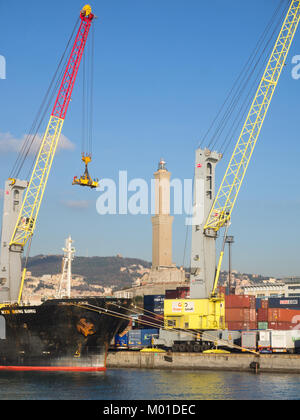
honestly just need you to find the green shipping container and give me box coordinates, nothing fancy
[258,322,268,330]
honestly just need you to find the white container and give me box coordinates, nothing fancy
[271,330,294,353]
[258,330,271,350]
[241,331,257,350]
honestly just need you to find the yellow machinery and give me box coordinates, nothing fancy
[165,0,300,331]
[164,298,225,331]
[72,154,99,189]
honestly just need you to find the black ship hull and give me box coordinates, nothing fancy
[0,297,130,371]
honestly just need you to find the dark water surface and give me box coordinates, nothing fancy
[0,369,299,400]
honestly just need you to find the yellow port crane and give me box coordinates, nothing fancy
[10,5,95,250]
[207,0,300,297]
[165,0,300,331]
[0,5,96,305]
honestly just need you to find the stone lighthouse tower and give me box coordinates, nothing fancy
[151,159,174,268]
[114,158,187,297]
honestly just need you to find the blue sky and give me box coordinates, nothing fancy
[1,0,300,278]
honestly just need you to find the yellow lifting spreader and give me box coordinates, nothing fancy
[73,154,99,189]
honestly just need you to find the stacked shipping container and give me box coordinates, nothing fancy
[165,287,190,299]
[256,298,300,330]
[225,295,257,330]
[140,295,165,329]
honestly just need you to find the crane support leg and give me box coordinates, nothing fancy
[0,179,27,303]
[190,148,222,299]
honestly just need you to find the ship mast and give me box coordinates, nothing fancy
[57,236,75,299]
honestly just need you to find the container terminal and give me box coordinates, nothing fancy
[1,1,300,373]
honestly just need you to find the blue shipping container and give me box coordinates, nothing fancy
[141,329,159,347]
[128,330,142,348]
[268,297,300,309]
[128,329,159,348]
[256,298,261,310]
[144,295,165,315]
[115,333,129,348]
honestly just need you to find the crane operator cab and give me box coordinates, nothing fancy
[73,154,99,189]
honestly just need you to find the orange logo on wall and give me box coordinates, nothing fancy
[172,302,183,313]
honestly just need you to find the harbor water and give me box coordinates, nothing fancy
[0,369,299,400]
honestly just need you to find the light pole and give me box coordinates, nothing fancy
[225,236,234,295]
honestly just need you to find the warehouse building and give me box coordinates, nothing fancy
[243,277,300,298]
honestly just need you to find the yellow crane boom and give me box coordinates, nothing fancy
[9,6,95,250]
[205,0,300,233]
[206,0,300,296]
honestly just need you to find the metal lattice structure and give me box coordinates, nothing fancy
[10,6,94,248]
[205,0,300,232]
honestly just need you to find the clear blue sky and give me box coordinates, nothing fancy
[1,0,300,278]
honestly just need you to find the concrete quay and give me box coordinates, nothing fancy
[107,351,300,374]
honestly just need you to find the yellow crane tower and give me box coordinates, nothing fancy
[164,0,300,331]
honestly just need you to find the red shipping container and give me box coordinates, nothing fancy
[250,309,257,323]
[227,321,257,331]
[268,322,294,331]
[268,308,300,323]
[176,287,190,299]
[226,308,250,322]
[226,308,256,323]
[257,308,268,322]
[165,290,178,299]
[177,287,190,292]
[227,322,248,330]
[225,295,256,309]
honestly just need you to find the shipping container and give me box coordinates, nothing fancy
[165,290,178,299]
[225,308,256,323]
[258,322,269,330]
[114,333,129,349]
[225,295,256,309]
[176,287,190,299]
[268,308,300,324]
[128,330,142,349]
[241,331,258,350]
[141,329,159,347]
[268,297,300,309]
[268,322,294,331]
[290,330,300,353]
[258,330,271,352]
[256,298,262,310]
[257,308,268,322]
[144,295,165,315]
[220,330,241,347]
[226,308,250,322]
[227,321,257,331]
[128,329,159,349]
[271,330,294,353]
[165,288,190,300]
[226,322,247,331]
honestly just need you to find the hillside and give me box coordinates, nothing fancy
[25,255,152,289]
